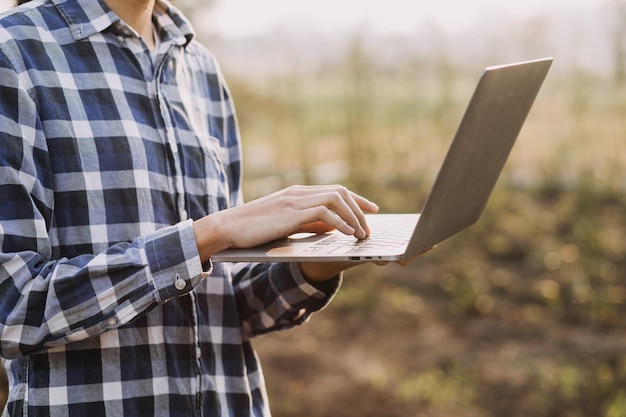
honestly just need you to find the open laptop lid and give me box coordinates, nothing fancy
[405,57,553,258]
[211,57,553,263]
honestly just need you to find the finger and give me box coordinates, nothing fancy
[330,188,373,238]
[302,205,357,237]
[395,245,437,266]
[344,191,375,237]
[350,191,379,213]
[322,186,379,237]
[314,192,367,238]
[284,185,377,239]
[282,192,359,237]
[285,184,378,214]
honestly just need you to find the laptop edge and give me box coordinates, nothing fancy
[211,57,553,263]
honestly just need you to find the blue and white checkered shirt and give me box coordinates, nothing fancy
[0,1,339,415]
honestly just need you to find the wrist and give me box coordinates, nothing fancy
[193,214,230,263]
[298,261,351,282]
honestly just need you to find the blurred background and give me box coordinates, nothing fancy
[2,0,626,416]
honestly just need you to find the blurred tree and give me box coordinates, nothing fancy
[342,34,375,191]
[612,1,626,83]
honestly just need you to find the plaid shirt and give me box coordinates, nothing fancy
[0,1,339,416]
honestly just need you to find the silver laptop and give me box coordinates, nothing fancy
[212,57,553,263]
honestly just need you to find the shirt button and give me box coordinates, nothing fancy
[107,318,118,327]
[174,275,186,291]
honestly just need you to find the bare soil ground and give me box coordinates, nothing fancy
[255,239,626,417]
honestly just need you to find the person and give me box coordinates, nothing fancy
[0,0,409,416]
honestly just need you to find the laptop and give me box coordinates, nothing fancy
[212,57,553,263]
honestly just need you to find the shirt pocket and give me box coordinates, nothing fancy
[189,133,231,216]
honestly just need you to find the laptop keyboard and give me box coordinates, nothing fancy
[300,226,414,255]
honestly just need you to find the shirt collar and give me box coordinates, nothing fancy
[153,0,195,47]
[52,0,195,46]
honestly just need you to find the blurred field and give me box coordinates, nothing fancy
[226,52,626,416]
[2,2,626,416]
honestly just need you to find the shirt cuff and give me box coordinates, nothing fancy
[290,262,341,295]
[295,265,343,295]
[141,219,206,302]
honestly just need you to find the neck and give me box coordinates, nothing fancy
[105,0,156,50]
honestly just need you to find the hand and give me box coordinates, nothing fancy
[299,261,363,282]
[300,245,437,282]
[193,185,379,262]
[395,245,437,266]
